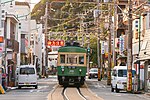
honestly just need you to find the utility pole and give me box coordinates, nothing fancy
[113,0,117,66]
[100,1,104,80]
[79,13,85,47]
[86,23,90,76]
[127,0,132,92]
[96,0,101,81]
[107,3,112,85]
[44,2,48,77]
[138,14,141,91]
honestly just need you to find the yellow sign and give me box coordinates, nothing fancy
[0,84,5,94]
[0,68,2,74]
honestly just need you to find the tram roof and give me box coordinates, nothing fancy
[58,46,86,53]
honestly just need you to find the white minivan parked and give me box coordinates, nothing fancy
[111,66,136,93]
[16,65,38,89]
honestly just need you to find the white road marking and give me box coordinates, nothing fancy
[64,88,70,100]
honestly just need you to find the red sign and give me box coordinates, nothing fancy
[47,40,64,46]
[0,47,2,51]
[0,36,4,43]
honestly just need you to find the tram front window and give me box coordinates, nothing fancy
[67,54,77,64]
[79,55,84,64]
[60,54,65,63]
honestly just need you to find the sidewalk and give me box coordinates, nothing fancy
[145,90,150,97]
[100,79,150,97]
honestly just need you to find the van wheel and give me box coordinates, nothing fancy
[116,85,120,93]
[35,85,38,89]
[18,86,21,89]
[111,85,114,92]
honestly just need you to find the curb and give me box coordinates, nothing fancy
[47,84,59,100]
[84,83,104,100]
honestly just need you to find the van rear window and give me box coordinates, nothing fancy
[20,67,35,74]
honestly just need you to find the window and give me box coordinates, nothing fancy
[59,54,85,65]
[141,41,148,50]
[90,68,98,72]
[135,25,138,28]
[67,54,77,64]
[28,68,35,74]
[118,70,136,77]
[2,10,5,13]
[60,54,65,64]
[79,55,84,64]
[21,34,25,38]
[20,67,35,75]
[112,69,117,76]
[1,21,4,28]
[135,20,138,23]
[118,70,127,77]
[1,15,4,18]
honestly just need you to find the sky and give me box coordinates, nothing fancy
[15,0,41,10]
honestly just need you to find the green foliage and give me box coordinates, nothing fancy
[31,0,109,65]
[31,0,96,30]
[89,34,98,65]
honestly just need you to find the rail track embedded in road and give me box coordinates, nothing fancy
[48,84,102,100]
[62,86,87,100]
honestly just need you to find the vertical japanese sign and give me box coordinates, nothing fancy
[119,35,124,55]
[101,41,105,54]
[0,28,4,57]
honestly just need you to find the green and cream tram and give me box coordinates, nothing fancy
[57,41,87,86]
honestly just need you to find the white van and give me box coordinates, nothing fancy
[111,66,136,93]
[16,65,38,89]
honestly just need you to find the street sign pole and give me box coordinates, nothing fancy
[96,0,101,81]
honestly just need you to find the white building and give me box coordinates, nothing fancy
[0,0,19,87]
[30,20,43,75]
[36,24,43,75]
[15,1,31,65]
[15,1,43,75]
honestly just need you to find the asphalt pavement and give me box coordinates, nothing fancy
[101,79,150,96]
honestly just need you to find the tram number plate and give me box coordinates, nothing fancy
[69,70,74,73]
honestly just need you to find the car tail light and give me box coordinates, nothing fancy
[19,83,24,84]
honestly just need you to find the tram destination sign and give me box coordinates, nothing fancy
[47,40,65,46]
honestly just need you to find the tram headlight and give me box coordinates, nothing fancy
[62,68,64,72]
[62,68,64,74]
[79,69,82,74]
[79,69,82,72]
